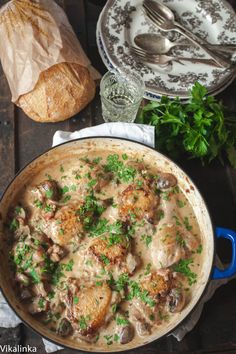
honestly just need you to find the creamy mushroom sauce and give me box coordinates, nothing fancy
[7,152,203,349]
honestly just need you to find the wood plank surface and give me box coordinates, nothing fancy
[0,0,236,353]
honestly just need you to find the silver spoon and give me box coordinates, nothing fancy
[143,0,231,68]
[134,33,236,56]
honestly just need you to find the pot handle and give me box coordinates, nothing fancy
[212,227,236,280]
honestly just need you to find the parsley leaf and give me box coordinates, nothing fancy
[173,258,197,286]
[116,316,129,325]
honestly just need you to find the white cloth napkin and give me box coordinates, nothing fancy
[0,122,232,353]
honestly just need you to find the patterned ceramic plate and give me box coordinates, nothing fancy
[98,0,236,99]
[96,27,235,100]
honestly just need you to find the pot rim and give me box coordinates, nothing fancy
[0,136,216,353]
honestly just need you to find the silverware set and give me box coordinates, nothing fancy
[130,45,219,67]
[130,0,236,68]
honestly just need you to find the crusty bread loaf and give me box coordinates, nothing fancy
[17,62,96,123]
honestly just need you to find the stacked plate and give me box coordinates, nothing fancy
[96,0,236,100]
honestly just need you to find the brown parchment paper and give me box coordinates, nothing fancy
[0,0,101,102]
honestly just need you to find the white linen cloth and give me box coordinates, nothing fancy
[0,122,233,353]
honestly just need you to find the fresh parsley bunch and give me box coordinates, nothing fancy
[138,82,236,168]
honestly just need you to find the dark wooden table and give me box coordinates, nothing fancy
[1,0,236,353]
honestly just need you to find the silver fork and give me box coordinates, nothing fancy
[143,1,231,69]
[130,45,221,67]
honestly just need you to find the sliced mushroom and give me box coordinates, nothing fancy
[20,288,32,301]
[167,288,185,313]
[28,296,49,314]
[123,253,139,275]
[119,324,134,344]
[14,206,26,221]
[136,320,151,337]
[32,282,47,297]
[15,273,30,286]
[157,173,177,190]
[38,180,60,201]
[32,246,46,264]
[57,318,73,337]
[47,244,67,262]
[129,305,152,337]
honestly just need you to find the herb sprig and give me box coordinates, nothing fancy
[138,82,236,168]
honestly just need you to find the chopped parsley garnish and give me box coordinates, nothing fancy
[51,264,65,285]
[9,218,19,231]
[161,191,171,201]
[116,316,129,325]
[44,204,53,213]
[176,231,186,247]
[64,259,74,271]
[141,234,152,247]
[172,215,182,226]
[61,186,69,194]
[29,268,40,284]
[89,219,109,237]
[12,244,31,266]
[184,217,193,231]
[93,157,102,164]
[158,310,169,321]
[78,192,105,226]
[157,209,165,220]
[122,153,128,160]
[196,244,203,254]
[104,154,137,182]
[38,298,45,309]
[48,291,55,300]
[95,281,103,286]
[95,334,100,343]
[100,254,110,265]
[60,165,64,173]
[107,233,122,247]
[80,157,90,163]
[87,179,97,188]
[62,195,71,203]
[127,281,156,307]
[172,186,180,194]
[85,259,93,266]
[70,184,77,191]
[79,316,88,330]
[144,263,152,275]
[149,314,155,321]
[34,239,40,246]
[109,273,156,307]
[45,173,52,181]
[73,296,79,305]
[114,334,120,342]
[104,334,113,345]
[176,199,186,208]
[112,304,118,313]
[114,273,129,292]
[136,179,143,188]
[34,199,43,209]
[14,206,22,215]
[45,189,53,199]
[89,219,123,244]
[173,258,197,286]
